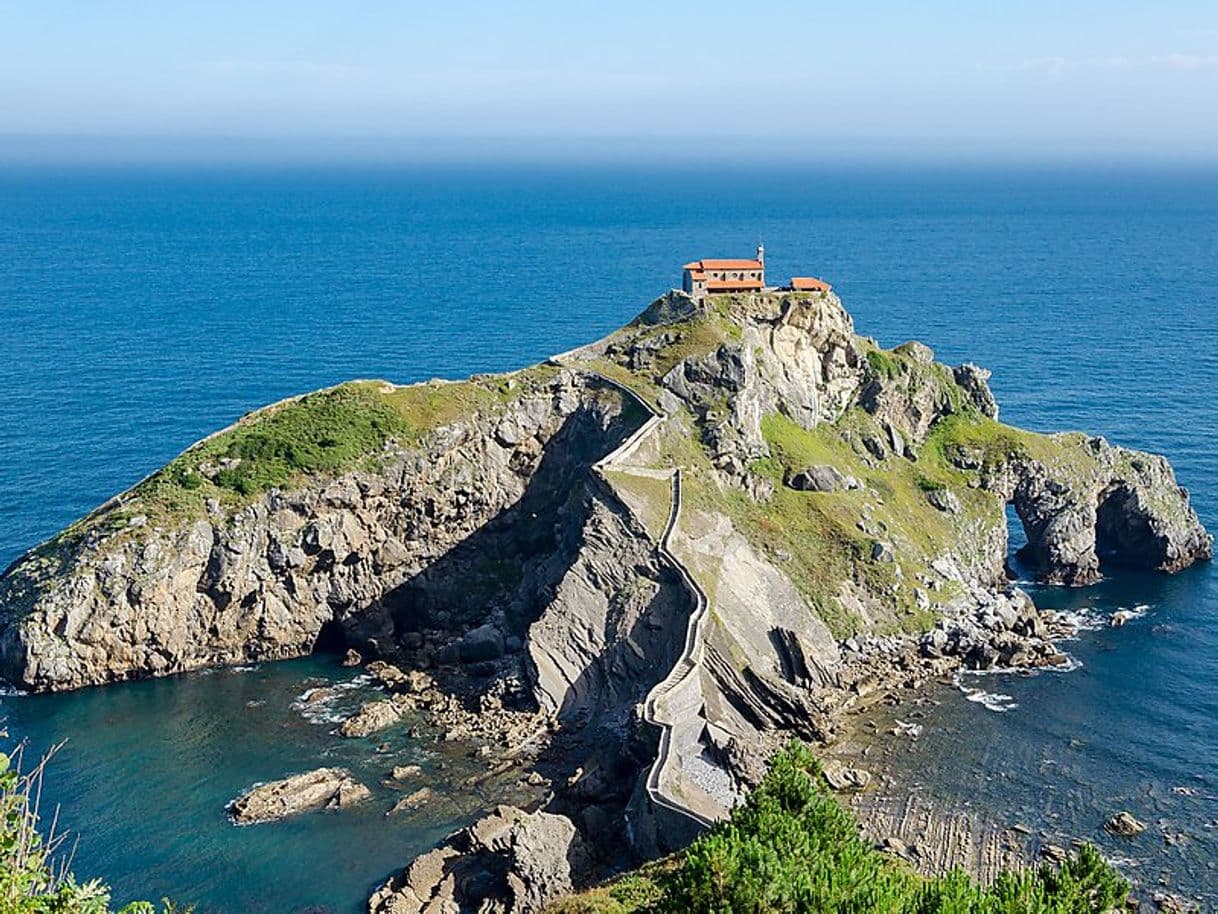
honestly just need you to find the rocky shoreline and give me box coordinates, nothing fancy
[0,288,1209,913]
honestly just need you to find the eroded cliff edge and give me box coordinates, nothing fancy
[0,289,1210,912]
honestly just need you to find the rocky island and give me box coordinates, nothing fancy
[0,287,1210,912]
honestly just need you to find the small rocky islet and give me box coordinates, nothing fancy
[0,286,1210,912]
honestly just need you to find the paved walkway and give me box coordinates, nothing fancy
[582,369,723,832]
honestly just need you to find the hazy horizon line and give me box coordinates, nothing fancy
[2,133,1217,169]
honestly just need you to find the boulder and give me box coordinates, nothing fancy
[925,488,961,514]
[786,464,863,493]
[1104,810,1146,837]
[228,767,370,824]
[366,660,408,689]
[369,805,587,914]
[458,624,505,663]
[822,760,871,792]
[339,700,403,738]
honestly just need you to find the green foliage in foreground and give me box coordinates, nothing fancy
[549,743,1127,914]
[0,746,187,914]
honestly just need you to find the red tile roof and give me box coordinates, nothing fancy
[790,276,832,292]
[696,258,763,270]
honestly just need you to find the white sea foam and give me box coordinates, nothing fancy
[958,683,1018,712]
[291,674,376,725]
[1109,604,1150,627]
[1046,607,1105,639]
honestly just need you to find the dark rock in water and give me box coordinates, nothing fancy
[228,767,370,824]
[369,804,587,914]
[1104,810,1147,837]
[341,648,362,667]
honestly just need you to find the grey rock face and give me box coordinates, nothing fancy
[228,767,370,824]
[999,439,1213,585]
[526,493,685,726]
[953,363,999,419]
[368,805,586,914]
[0,373,633,692]
[653,293,862,482]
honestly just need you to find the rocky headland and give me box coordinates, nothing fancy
[0,288,1209,912]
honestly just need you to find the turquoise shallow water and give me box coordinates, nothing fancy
[0,164,1216,909]
[0,657,517,913]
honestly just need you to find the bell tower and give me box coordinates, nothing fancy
[756,243,766,285]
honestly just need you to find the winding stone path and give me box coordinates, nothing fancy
[580,370,722,833]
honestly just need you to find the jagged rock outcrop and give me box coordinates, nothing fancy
[1007,441,1211,585]
[651,292,862,478]
[368,805,587,914]
[228,767,370,824]
[0,371,636,692]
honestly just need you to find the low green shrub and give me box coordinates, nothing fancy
[552,743,1128,914]
[865,348,904,380]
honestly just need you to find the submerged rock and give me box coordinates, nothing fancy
[228,767,370,824]
[387,787,432,816]
[390,764,423,781]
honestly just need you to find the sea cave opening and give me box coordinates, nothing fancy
[313,618,348,655]
[1003,502,1034,580]
[1095,483,1157,571]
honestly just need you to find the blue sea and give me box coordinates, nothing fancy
[1,164,1216,910]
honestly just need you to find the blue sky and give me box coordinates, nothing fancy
[1,1,1216,161]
